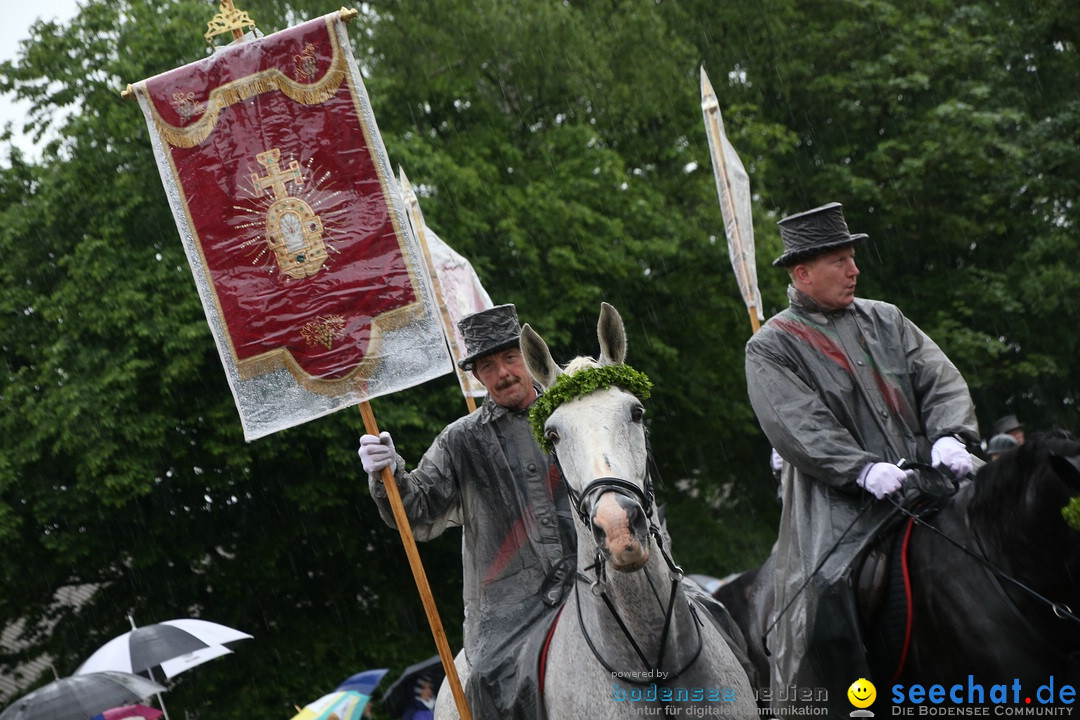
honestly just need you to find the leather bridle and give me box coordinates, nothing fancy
[549,430,705,684]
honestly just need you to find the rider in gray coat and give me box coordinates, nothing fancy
[745,203,979,713]
[359,304,577,720]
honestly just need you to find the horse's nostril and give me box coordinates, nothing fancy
[625,503,644,528]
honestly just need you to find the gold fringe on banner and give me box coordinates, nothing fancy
[138,17,347,149]
[233,302,427,395]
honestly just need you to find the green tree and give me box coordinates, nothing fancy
[692,0,1080,432]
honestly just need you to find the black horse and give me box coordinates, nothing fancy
[718,432,1080,701]
[888,431,1080,687]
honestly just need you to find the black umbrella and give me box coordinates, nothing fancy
[75,617,252,680]
[75,617,251,720]
[381,655,445,717]
[0,671,165,720]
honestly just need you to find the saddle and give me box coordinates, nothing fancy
[855,515,915,683]
[854,520,902,628]
[855,465,958,682]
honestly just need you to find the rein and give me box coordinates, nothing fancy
[572,526,704,685]
[889,461,1080,627]
[763,460,1080,658]
[968,515,1075,663]
[551,435,705,684]
[552,430,659,526]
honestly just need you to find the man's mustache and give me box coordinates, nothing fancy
[495,375,522,391]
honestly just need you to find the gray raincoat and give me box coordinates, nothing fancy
[369,391,577,719]
[745,287,977,709]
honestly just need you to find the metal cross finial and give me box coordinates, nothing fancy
[205,0,256,43]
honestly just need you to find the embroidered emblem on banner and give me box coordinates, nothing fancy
[294,44,319,81]
[250,148,328,279]
[171,91,205,121]
[301,315,346,349]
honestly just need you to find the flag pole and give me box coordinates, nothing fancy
[700,67,761,334]
[399,169,478,413]
[358,400,473,720]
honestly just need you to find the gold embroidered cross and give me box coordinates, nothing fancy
[249,147,328,280]
[252,149,303,200]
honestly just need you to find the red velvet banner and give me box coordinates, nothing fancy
[139,16,419,384]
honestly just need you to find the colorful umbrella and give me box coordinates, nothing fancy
[290,691,370,720]
[0,671,164,720]
[91,704,164,720]
[336,668,388,697]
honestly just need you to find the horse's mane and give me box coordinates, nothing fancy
[563,356,600,374]
[967,430,1080,545]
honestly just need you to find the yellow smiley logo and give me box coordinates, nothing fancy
[848,678,876,709]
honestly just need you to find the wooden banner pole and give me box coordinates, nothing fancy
[358,401,473,720]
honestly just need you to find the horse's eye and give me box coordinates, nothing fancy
[546,429,560,444]
[631,405,644,423]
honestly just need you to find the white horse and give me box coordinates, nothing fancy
[435,302,757,719]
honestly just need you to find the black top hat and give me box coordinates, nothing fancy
[992,414,1023,436]
[773,202,868,267]
[457,303,522,370]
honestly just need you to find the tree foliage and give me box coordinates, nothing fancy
[1,0,1078,716]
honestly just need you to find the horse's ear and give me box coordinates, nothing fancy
[521,324,561,390]
[1049,452,1080,492]
[597,302,626,366]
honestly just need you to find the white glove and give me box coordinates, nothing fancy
[931,436,972,478]
[770,448,784,474]
[857,462,911,500]
[359,431,397,475]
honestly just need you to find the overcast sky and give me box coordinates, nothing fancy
[1,0,82,162]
